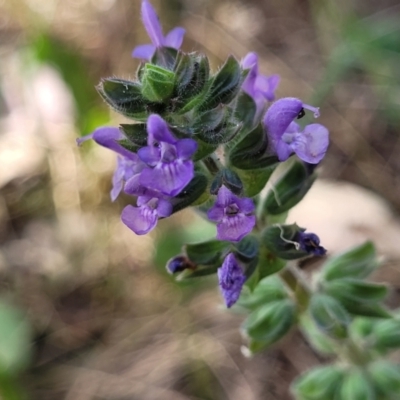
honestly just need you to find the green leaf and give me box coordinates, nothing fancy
[171,173,209,213]
[234,235,259,261]
[0,301,31,376]
[324,279,388,303]
[174,52,195,91]
[300,315,336,355]
[350,318,375,340]
[234,166,275,197]
[150,47,178,70]
[262,158,315,215]
[238,275,288,310]
[184,240,230,265]
[221,168,243,195]
[309,294,351,339]
[177,54,210,106]
[242,299,296,345]
[141,64,176,102]
[229,123,278,170]
[261,224,309,260]
[198,121,242,145]
[200,55,242,110]
[338,369,375,400]
[176,265,220,280]
[234,91,257,131]
[323,279,390,318]
[191,105,227,134]
[368,361,400,398]
[291,365,344,400]
[322,242,378,281]
[373,318,400,349]
[257,247,287,279]
[192,139,218,162]
[119,123,148,146]
[98,78,148,118]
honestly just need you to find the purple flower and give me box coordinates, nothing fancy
[166,255,194,274]
[76,127,145,200]
[295,231,326,256]
[132,0,185,60]
[111,156,145,202]
[122,172,173,235]
[138,114,197,196]
[263,97,329,164]
[207,186,256,242]
[76,127,137,161]
[218,253,246,308]
[121,195,172,235]
[241,52,280,116]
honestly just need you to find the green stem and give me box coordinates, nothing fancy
[279,263,312,312]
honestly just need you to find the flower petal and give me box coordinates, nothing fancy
[216,185,236,207]
[156,199,173,217]
[147,114,177,144]
[241,52,258,70]
[255,74,280,101]
[164,27,185,49]
[218,253,246,308]
[141,0,164,47]
[138,145,161,166]
[139,159,194,196]
[237,197,255,214]
[176,138,197,160]
[216,214,256,242]
[264,97,303,142]
[292,123,329,164]
[121,203,158,235]
[207,205,224,222]
[132,43,156,60]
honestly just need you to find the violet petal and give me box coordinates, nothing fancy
[292,123,329,164]
[121,203,158,235]
[164,27,186,49]
[132,44,156,60]
[218,253,246,308]
[176,138,198,160]
[141,0,164,47]
[147,114,177,144]
[216,214,256,242]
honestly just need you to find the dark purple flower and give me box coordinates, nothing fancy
[218,253,246,308]
[295,231,326,256]
[263,97,329,164]
[207,186,256,242]
[132,0,185,60]
[166,255,194,274]
[121,195,172,235]
[241,52,280,116]
[138,114,197,196]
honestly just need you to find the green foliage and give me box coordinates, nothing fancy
[184,240,230,266]
[238,275,288,310]
[338,369,375,400]
[262,158,316,215]
[292,365,344,400]
[321,242,378,281]
[261,223,309,260]
[242,299,296,351]
[309,293,351,339]
[141,63,176,102]
[368,361,400,399]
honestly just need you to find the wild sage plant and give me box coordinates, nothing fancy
[78,1,400,398]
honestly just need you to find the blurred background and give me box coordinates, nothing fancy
[0,0,399,399]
